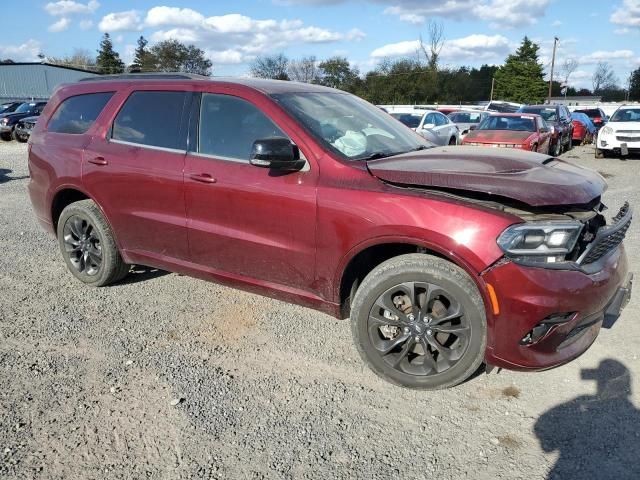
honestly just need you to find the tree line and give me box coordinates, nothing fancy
[3,33,639,103]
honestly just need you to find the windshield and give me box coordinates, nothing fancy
[15,103,35,114]
[390,113,423,129]
[520,107,556,121]
[449,111,484,124]
[575,109,602,119]
[609,108,640,122]
[272,92,432,160]
[487,102,520,113]
[478,115,536,132]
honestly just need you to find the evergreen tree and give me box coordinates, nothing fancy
[130,36,156,72]
[627,67,640,101]
[493,37,547,104]
[96,33,125,74]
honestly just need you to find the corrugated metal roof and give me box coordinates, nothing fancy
[0,63,98,101]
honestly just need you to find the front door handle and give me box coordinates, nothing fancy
[88,156,108,166]
[189,173,217,184]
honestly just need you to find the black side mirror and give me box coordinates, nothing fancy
[469,125,477,131]
[250,137,305,171]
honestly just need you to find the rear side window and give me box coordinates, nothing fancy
[48,93,113,134]
[112,91,188,150]
[198,93,287,161]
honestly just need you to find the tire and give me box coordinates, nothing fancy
[564,133,572,151]
[595,148,606,159]
[15,133,27,143]
[551,139,562,157]
[350,253,487,390]
[448,136,457,146]
[0,132,12,141]
[57,200,129,286]
[531,143,538,152]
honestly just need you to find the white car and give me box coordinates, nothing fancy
[388,109,460,146]
[596,106,640,158]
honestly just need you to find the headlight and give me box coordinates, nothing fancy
[601,126,613,135]
[497,222,583,265]
[0,118,7,125]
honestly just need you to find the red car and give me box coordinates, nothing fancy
[462,113,552,153]
[572,118,594,145]
[28,75,633,389]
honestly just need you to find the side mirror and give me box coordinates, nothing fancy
[469,125,477,131]
[250,137,305,171]
[423,123,436,130]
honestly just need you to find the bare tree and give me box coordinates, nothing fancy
[287,56,320,83]
[561,58,579,85]
[592,61,618,93]
[47,48,97,70]
[250,54,289,80]
[418,20,444,71]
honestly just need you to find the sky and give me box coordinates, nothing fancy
[1,0,639,90]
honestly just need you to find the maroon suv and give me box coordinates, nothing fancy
[28,74,633,389]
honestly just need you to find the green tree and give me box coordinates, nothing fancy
[493,37,546,104]
[317,56,360,91]
[250,54,289,80]
[130,36,156,72]
[96,33,125,74]
[149,40,211,75]
[627,67,640,101]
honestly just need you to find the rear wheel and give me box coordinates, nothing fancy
[551,139,562,157]
[0,132,12,141]
[14,133,27,143]
[57,200,129,286]
[350,254,486,389]
[448,136,457,146]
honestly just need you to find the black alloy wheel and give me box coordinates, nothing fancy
[62,215,103,276]
[367,281,470,376]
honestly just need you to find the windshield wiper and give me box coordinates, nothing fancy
[359,145,431,161]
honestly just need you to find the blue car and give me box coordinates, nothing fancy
[571,112,597,145]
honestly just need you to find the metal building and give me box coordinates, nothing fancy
[0,62,98,103]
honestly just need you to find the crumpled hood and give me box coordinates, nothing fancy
[463,129,534,144]
[367,146,606,207]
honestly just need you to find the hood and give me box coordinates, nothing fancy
[463,129,534,144]
[367,146,606,207]
[609,121,640,131]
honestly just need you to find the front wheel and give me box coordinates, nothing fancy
[350,254,487,389]
[448,136,457,146]
[57,200,129,286]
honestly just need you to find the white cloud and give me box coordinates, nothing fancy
[551,20,562,27]
[580,49,636,64]
[610,0,640,28]
[138,7,364,64]
[0,40,42,61]
[383,0,550,27]
[371,34,511,62]
[79,19,93,30]
[48,17,71,32]
[45,0,99,16]
[98,10,141,32]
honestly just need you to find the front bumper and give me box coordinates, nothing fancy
[482,246,631,371]
[0,125,12,133]
[598,133,640,152]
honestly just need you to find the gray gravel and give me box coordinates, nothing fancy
[1,140,639,479]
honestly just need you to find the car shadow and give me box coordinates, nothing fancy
[534,359,640,479]
[117,265,170,285]
[0,168,29,184]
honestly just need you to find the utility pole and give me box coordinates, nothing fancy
[490,77,495,101]
[548,37,559,103]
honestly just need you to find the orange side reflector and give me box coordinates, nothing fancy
[486,283,500,316]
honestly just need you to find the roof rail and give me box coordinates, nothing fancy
[79,72,209,82]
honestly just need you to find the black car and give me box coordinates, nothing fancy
[574,108,608,130]
[0,101,47,141]
[0,102,22,115]
[14,115,39,143]
[517,104,574,156]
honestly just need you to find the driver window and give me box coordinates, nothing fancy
[434,113,447,126]
[198,93,288,161]
[424,113,436,126]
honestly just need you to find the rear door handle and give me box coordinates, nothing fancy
[88,156,108,166]
[189,173,217,184]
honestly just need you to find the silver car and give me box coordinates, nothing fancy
[390,109,460,146]
[448,110,489,140]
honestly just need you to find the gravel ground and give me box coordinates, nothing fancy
[1,140,639,479]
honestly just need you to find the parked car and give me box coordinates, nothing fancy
[462,113,552,153]
[390,109,460,146]
[14,115,39,143]
[28,74,632,390]
[571,112,597,146]
[517,104,573,156]
[447,110,489,139]
[0,101,47,141]
[0,102,22,115]
[574,108,608,130]
[596,105,640,158]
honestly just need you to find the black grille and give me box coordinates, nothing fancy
[579,203,632,265]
